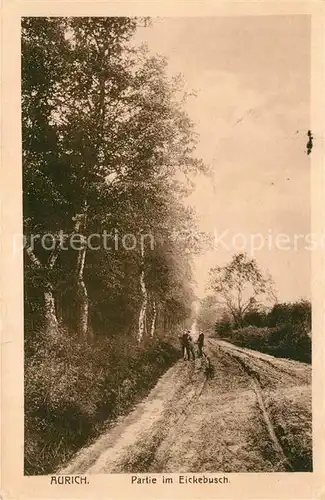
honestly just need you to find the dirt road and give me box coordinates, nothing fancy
[60,339,311,474]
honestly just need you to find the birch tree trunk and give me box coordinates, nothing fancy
[56,291,63,324]
[137,240,148,343]
[74,203,89,340]
[150,298,157,338]
[26,244,59,333]
[44,282,59,331]
[76,244,89,339]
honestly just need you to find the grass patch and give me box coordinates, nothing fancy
[264,385,312,472]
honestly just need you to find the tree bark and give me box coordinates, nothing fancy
[26,245,59,333]
[76,245,89,339]
[74,203,89,340]
[137,241,148,343]
[150,298,157,338]
[44,282,59,331]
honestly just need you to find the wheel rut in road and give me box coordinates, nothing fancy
[60,339,310,474]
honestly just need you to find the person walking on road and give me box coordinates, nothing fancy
[197,330,205,357]
[180,330,190,360]
[187,330,196,360]
[178,332,184,357]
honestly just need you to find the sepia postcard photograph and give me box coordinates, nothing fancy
[2,2,325,499]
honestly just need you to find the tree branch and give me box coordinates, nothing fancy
[48,243,61,269]
[25,245,42,269]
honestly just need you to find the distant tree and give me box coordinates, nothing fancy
[197,295,224,333]
[209,253,276,328]
[215,311,233,337]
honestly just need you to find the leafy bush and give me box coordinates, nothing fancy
[215,318,232,336]
[267,301,311,328]
[217,324,311,363]
[267,323,311,363]
[242,310,268,328]
[215,300,311,363]
[230,326,271,352]
[25,328,179,475]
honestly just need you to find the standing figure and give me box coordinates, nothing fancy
[181,330,190,360]
[187,330,196,360]
[178,332,184,357]
[197,330,205,357]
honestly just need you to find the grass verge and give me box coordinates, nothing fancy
[263,385,312,472]
[25,328,179,475]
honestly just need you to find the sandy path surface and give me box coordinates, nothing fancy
[60,340,311,474]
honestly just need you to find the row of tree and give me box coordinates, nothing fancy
[23,17,205,344]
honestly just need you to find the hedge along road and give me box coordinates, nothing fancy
[59,338,311,474]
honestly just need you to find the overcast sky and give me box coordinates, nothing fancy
[136,16,311,302]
